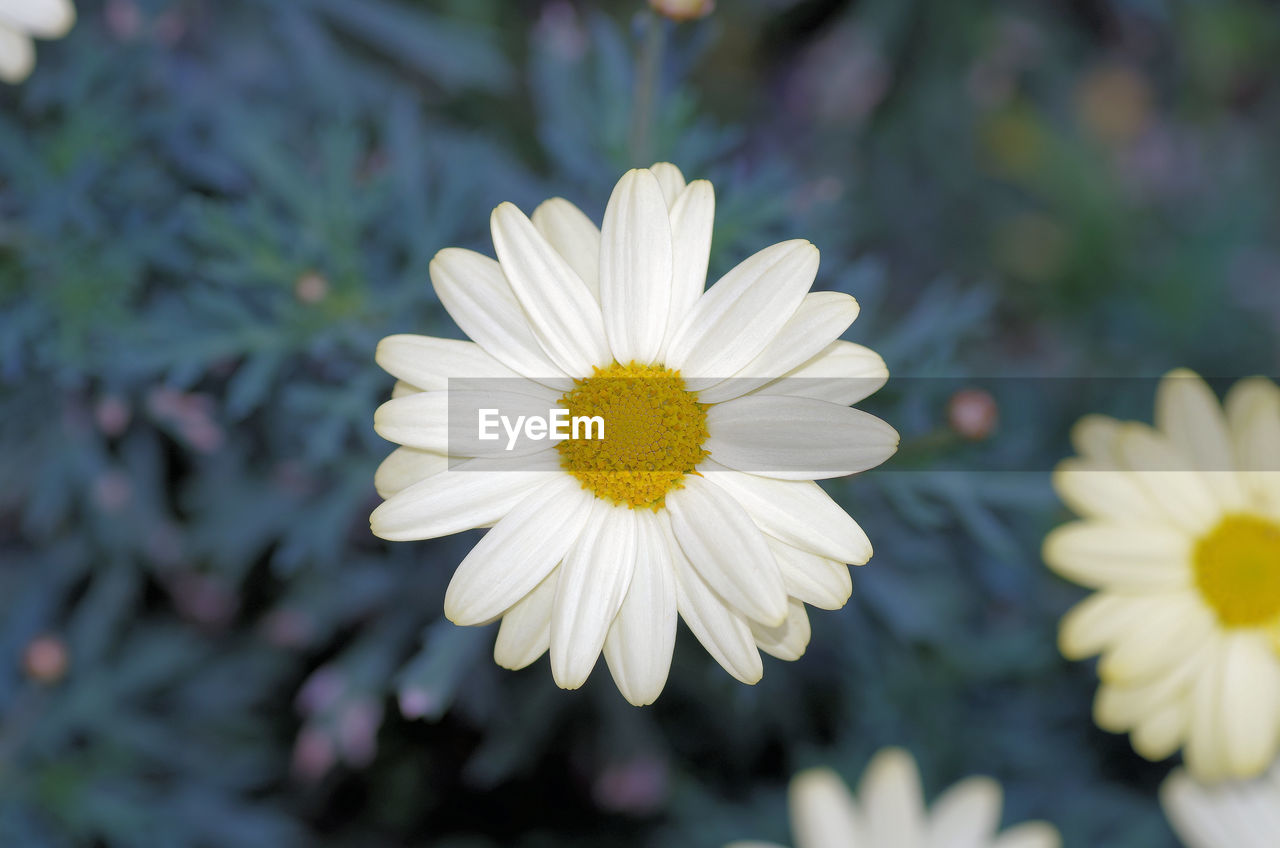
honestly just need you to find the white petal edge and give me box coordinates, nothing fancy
[705,395,899,480]
[531,197,602,298]
[429,248,570,389]
[599,169,673,364]
[665,239,819,387]
[603,510,678,706]
[490,202,610,378]
[443,475,594,626]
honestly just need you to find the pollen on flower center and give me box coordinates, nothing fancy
[556,361,710,510]
[1194,514,1280,628]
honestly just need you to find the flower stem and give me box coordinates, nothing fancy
[629,13,665,166]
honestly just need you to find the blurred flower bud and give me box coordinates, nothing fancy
[398,686,441,721]
[294,271,329,304]
[337,698,383,768]
[292,725,336,782]
[262,608,314,649]
[593,756,669,814]
[106,0,142,40]
[169,573,239,629]
[92,470,133,513]
[648,0,714,22]
[94,395,132,437]
[298,666,346,715]
[948,388,999,441]
[23,635,69,684]
[1075,64,1152,147]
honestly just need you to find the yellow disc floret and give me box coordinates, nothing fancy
[556,361,710,510]
[1194,514,1280,628]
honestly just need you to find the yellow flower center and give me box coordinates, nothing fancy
[1194,514,1280,628]
[556,361,709,510]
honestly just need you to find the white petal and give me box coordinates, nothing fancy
[429,248,569,388]
[494,568,559,670]
[374,391,448,452]
[599,169,673,364]
[1219,633,1280,778]
[767,536,853,611]
[752,341,889,407]
[648,161,687,207]
[1058,592,1164,660]
[374,388,563,457]
[989,823,1061,848]
[375,335,521,391]
[490,203,610,377]
[701,464,873,564]
[550,502,639,690]
[0,0,74,38]
[859,748,925,848]
[789,768,864,848]
[1052,459,1169,525]
[0,26,34,83]
[443,476,594,626]
[603,511,678,705]
[696,292,861,403]
[1097,593,1213,684]
[667,515,762,684]
[1118,424,1223,535]
[391,380,423,399]
[373,448,448,499]
[1156,369,1246,509]
[666,475,788,626]
[1070,414,1125,464]
[1185,638,1233,781]
[1093,641,1210,731]
[1130,698,1189,761]
[1042,521,1192,591]
[663,180,715,348]
[370,461,559,541]
[666,240,819,386]
[749,599,811,661]
[705,395,899,480]
[531,197,601,298]
[925,776,1001,848]
[1225,377,1280,513]
[1161,769,1239,848]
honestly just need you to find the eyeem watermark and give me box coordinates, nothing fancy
[477,408,604,451]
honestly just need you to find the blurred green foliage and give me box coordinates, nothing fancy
[1,0,1278,846]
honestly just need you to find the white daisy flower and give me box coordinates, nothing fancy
[1161,759,1280,848]
[1046,370,1280,781]
[725,748,1060,848]
[371,163,897,705]
[0,0,74,84]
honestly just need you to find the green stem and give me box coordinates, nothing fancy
[629,13,666,166]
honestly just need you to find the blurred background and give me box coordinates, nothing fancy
[1,0,1278,845]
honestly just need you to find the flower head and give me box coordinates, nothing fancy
[1046,370,1280,780]
[725,748,1060,848]
[371,163,896,705]
[0,0,75,84]
[1161,758,1280,848]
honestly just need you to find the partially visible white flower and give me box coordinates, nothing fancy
[0,0,74,83]
[1045,370,1280,781]
[1161,759,1280,848]
[725,748,1060,848]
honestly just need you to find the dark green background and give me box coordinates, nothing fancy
[2,0,1277,845]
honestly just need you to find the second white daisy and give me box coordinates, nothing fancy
[1046,370,1280,780]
